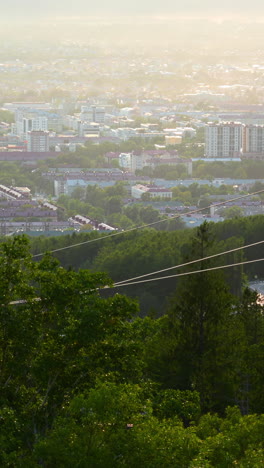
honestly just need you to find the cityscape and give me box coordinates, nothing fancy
[2,4,264,466]
[1,17,264,235]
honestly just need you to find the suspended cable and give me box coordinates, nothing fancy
[32,188,264,259]
[115,239,264,286]
[110,258,264,289]
[5,257,264,306]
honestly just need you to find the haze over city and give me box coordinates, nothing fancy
[3,0,264,17]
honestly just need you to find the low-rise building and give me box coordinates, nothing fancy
[118,150,192,175]
[165,135,182,145]
[131,184,172,199]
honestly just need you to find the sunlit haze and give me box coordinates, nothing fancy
[3,0,264,16]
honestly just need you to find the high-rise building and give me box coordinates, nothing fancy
[27,131,49,152]
[80,105,105,123]
[12,115,48,140]
[23,117,48,139]
[205,122,242,158]
[242,125,264,154]
[11,105,63,137]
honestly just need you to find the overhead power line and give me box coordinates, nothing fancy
[5,249,264,305]
[114,239,264,286]
[5,257,264,307]
[110,258,264,289]
[31,188,264,259]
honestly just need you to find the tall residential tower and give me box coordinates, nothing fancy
[242,125,264,154]
[205,122,242,158]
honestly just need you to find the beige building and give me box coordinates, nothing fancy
[165,135,182,145]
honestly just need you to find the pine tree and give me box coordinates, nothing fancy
[161,222,237,411]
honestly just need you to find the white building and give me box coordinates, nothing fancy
[80,122,100,137]
[119,153,133,171]
[12,115,48,141]
[118,150,192,175]
[55,142,81,153]
[242,125,264,154]
[118,152,150,172]
[205,122,242,158]
[131,184,172,199]
[9,103,63,137]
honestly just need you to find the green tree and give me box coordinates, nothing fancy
[155,223,236,411]
[223,206,244,219]
[235,288,264,414]
[32,382,201,468]
[105,195,122,215]
[0,236,143,461]
[0,109,14,123]
[140,206,161,224]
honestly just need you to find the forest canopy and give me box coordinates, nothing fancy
[1,219,264,465]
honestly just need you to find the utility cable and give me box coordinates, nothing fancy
[114,239,264,285]
[32,188,264,259]
[6,257,264,306]
[110,258,264,289]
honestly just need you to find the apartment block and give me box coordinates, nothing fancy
[12,115,48,140]
[80,105,105,123]
[131,184,172,199]
[205,122,242,158]
[242,125,264,154]
[27,131,50,152]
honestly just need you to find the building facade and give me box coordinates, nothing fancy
[80,106,105,123]
[242,125,264,154]
[205,122,242,158]
[27,131,50,152]
[118,150,192,175]
[12,115,48,140]
[131,184,172,199]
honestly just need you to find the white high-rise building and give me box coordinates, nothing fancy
[12,115,48,141]
[242,125,264,154]
[205,122,242,158]
[22,117,48,139]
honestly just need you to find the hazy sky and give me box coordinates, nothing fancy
[4,0,264,17]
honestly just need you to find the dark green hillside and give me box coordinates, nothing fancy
[1,230,264,466]
[30,215,264,315]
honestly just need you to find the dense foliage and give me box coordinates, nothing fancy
[30,215,264,313]
[1,219,264,466]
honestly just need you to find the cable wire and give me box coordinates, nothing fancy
[114,239,264,285]
[6,257,264,307]
[32,188,264,258]
[110,258,264,289]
